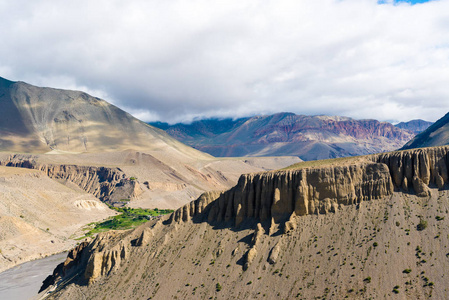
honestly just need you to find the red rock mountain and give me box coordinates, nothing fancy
[152,113,415,161]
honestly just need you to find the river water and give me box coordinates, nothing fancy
[0,252,67,300]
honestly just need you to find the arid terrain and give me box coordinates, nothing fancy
[40,146,449,299]
[0,77,299,207]
[1,1,447,299]
[0,166,115,273]
[152,112,421,161]
[0,78,299,274]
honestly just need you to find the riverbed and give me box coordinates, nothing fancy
[0,252,67,300]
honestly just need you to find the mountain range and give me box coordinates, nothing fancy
[151,113,431,161]
[0,76,201,155]
[395,119,434,134]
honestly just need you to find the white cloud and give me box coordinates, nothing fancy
[0,0,448,123]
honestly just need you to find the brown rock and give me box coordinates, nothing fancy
[436,174,445,189]
[244,247,257,271]
[284,213,297,234]
[268,242,281,264]
[251,223,265,245]
[413,176,431,197]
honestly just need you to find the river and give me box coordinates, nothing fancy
[0,252,67,300]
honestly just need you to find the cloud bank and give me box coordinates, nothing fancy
[0,0,448,123]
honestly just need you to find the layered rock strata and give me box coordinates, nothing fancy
[0,155,142,203]
[170,146,449,227]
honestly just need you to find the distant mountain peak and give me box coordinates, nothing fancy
[395,119,433,134]
[152,112,415,161]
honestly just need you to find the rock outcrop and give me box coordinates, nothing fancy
[84,235,129,284]
[370,146,449,195]
[0,155,142,203]
[170,146,449,228]
[171,162,394,226]
[40,230,134,292]
[169,190,223,223]
[39,241,90,292]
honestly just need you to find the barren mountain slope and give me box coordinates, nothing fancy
[402,112,449,150]
[0,166,115,273]
[152,113,415,160]
[0,76,209,159]
[41,146,449,299]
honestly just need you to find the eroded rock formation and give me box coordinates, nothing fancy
[169,147,449,228]
[370,146,449,196]
[39,241,90,292]
[0,155,142,203]
[171,162,394,226]
[41,146,449,293]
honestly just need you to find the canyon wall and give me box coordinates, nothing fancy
[171,146,449,226]
[171,163,394,226]
[0,155,142,203]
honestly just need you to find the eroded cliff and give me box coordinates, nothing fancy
[41,146,449,300]
[171,163,393,226]
[0,154,142,203]
[170,146,449,228]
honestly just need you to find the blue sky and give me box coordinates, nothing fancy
[379,0,434,4]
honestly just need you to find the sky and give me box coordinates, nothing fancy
[0,0,448,124]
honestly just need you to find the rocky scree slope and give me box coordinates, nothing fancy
[41,146,449,299]
[152,113,415,161]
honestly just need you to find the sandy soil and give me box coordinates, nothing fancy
[0,166,115,273]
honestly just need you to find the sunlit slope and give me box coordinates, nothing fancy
[0,76,209,159]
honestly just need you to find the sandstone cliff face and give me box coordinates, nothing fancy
[84,232,130,284]
[370,146,449,196]
[40,230,135,291]
[0,155,142,203]
[170,146,449,227]
[171,162,394,226]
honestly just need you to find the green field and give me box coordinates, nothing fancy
[79,207,173,239]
